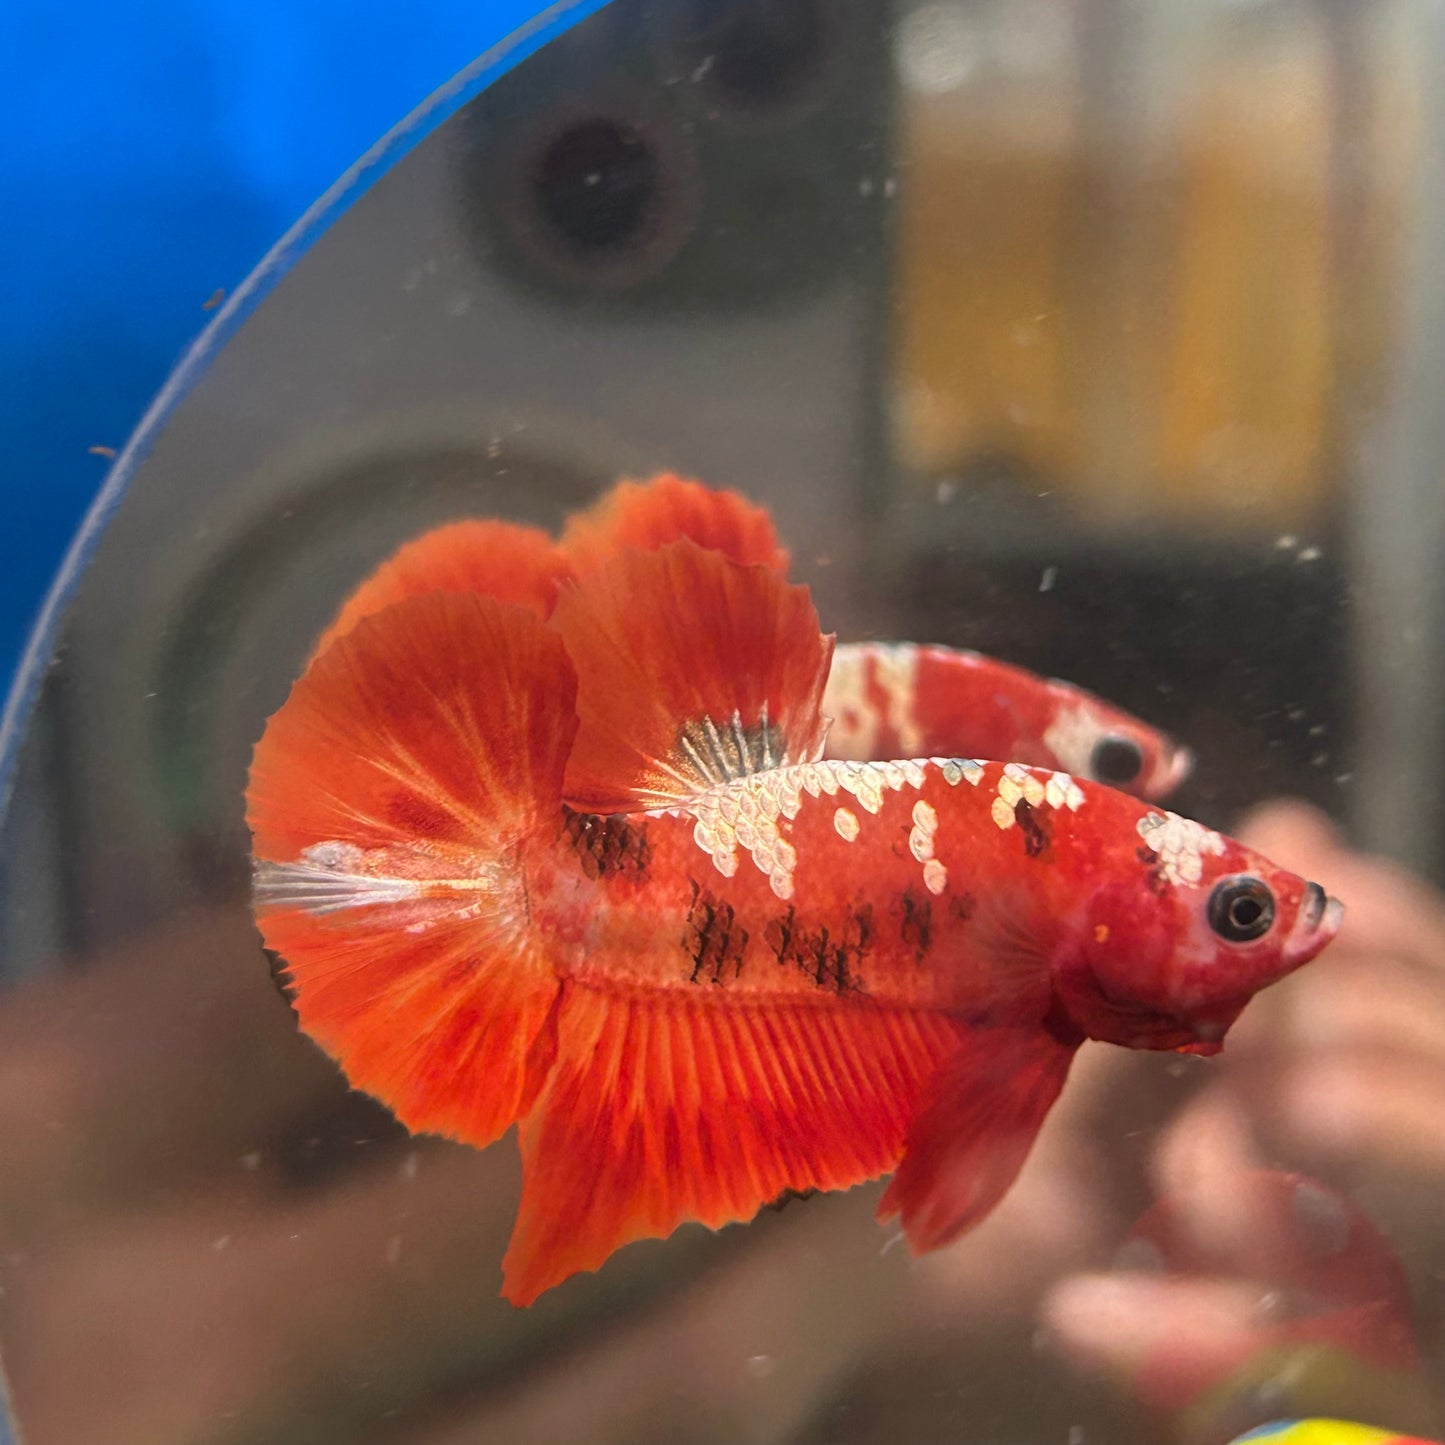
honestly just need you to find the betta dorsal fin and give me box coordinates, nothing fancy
[553,539,834,813]
[561,472,789,577]
[310,518,572,661]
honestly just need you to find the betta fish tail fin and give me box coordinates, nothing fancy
[552,539,833,813]
[311,519,573,660]
[877,1024,1078,1253]
[247,591,578,1149]
[561,473,790,576]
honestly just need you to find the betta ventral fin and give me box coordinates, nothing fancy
[877,1023,1079,1253]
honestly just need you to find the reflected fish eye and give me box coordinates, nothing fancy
[1090,734,1144,786]
[1207,874,1277,943]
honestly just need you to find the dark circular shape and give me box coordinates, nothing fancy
[486,93,705,296]
[534,118,660,254]
[1090,734,1144,786]
[1207,875,1277,943]
[690,0,827,108]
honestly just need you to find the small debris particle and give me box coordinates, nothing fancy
[1039,566,1057,593]
[745,1354,775,1380]
[202,288,226,311]
[88,445,116,458]
[1297,545,1323,563]
[936,479,957,504]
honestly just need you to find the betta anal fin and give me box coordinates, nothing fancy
[877,1022,1079,1254]
[500,982,970,1306]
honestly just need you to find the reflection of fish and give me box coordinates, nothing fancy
[313,474,1192,797]
[247,538,1340,1304]
[821,640,1191,797]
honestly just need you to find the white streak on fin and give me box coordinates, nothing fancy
[253,856,425,915]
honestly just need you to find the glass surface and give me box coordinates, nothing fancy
[1,1,1443,1442]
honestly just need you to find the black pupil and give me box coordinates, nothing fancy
[1208,876,1276,942]
[1092,735,1143,785]
[1230,896,1263,929]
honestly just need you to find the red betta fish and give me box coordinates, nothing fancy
[247,540,1342,1304]
[308,473,1193,798]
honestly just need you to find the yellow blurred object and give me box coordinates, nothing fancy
[1180,1344,1440,1445]
[1226,1421,1441,1445]
[891,14,1401,534]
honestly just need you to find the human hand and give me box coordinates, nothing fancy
[1042,802,1445,1444]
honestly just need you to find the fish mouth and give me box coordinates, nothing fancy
[1285,881,1344,966]
[1150,745,1195,798]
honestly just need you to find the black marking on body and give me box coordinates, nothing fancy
[765,903,872,995]
[947,890,977,924]
[683,880,750,984]
[564,807,651,881]
[894,887,933,962]
[1014,798,1050,857]
[1134,843,1170,896]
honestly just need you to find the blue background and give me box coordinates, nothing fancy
[0,1,546,691]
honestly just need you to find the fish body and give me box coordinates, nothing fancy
[249,538,1340,1303]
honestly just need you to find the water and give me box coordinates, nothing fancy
[0,1,1442,1442]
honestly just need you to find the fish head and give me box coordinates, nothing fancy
[1072,704,1194,800]
[1041,688,1193,800]
[1057,816,1342,1054]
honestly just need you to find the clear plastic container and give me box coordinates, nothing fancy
[1,2,1441,1442]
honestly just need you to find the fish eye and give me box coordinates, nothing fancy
[1207,875,1276,943]
[1090,734,1144,786]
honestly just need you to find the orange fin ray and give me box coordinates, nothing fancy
[312,519,573,660]
[561,473,789,577]
[877,1024,1078,1253]
[552,540,834,813]
[247,591,579,1147]
[501,985,968,1305]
